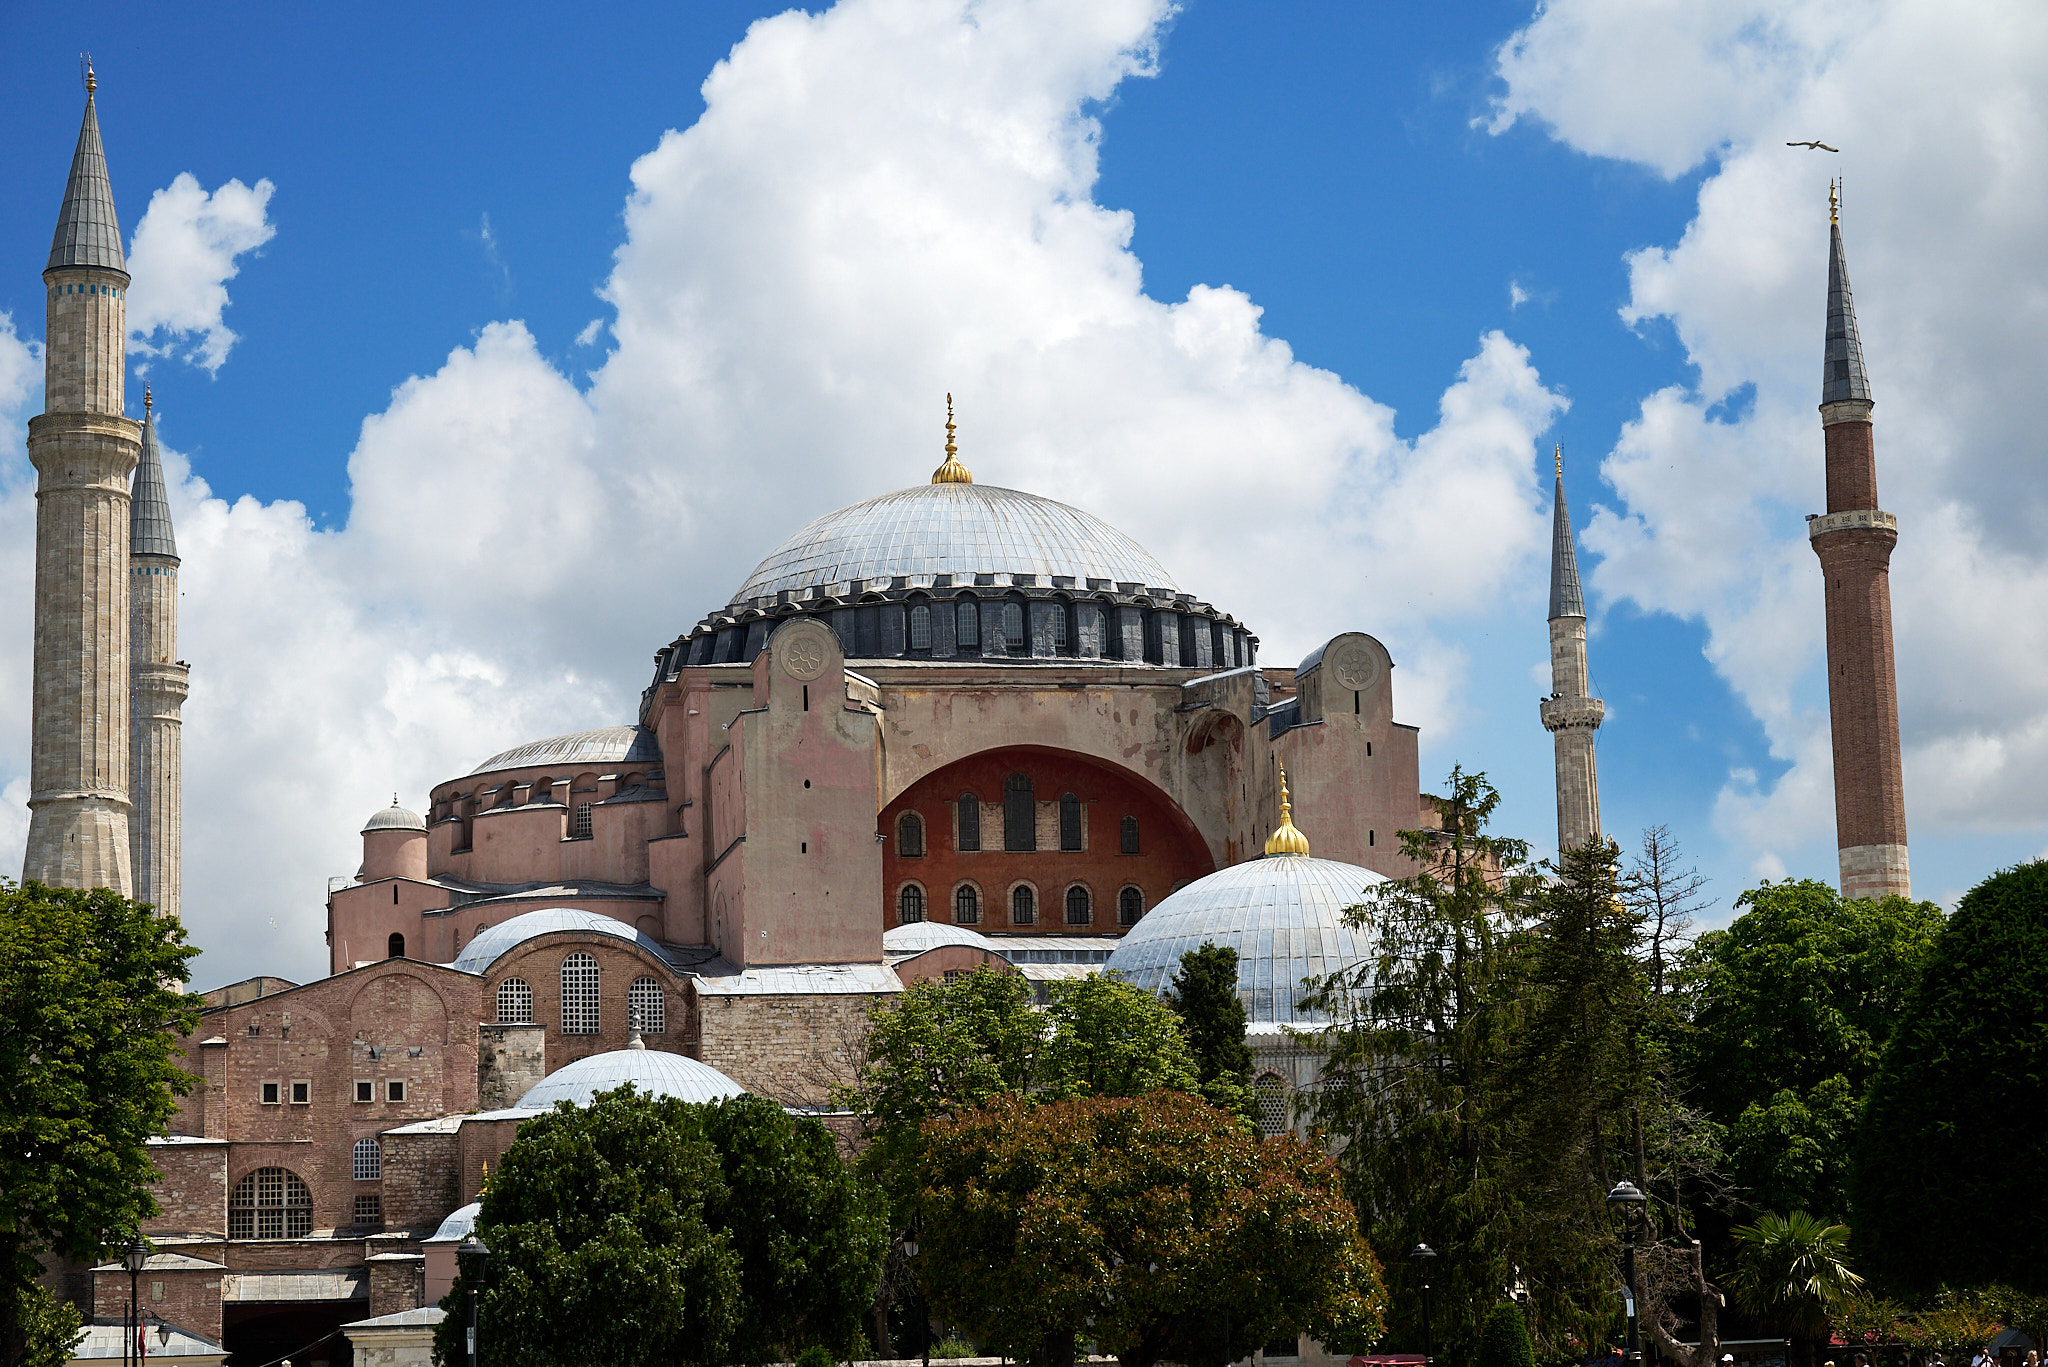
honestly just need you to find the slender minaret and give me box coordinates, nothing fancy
[22,67,140,895]
[1809,186,1909,900]
[1540,446,1604,851]
[129,390,188,918]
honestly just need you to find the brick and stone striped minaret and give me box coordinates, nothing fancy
[1540,448,1604,851]
[1810,189,1909,900]
[129,391,188,918]
[21,70,140,896]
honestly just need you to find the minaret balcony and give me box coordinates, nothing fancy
[1807,509,1897,542]
[1540,697,1605,732]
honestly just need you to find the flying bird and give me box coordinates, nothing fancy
[1787,140,1840,151]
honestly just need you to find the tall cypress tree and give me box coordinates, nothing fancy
[1165,942,1254,1122]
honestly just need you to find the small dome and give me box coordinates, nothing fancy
[1104,855,1383,1024]
[425,1202,480,1244]
[362,800,426,834]
[517,1049,746,1109]
[451,908,668,974]
[883,921,1003,958]
[471,726,659,777]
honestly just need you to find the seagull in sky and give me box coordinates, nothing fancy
[1787,140,1840,151]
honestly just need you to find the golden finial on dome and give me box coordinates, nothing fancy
[479,1161,491,1195]
[1265,762,1311,857]
[931,392,973,484]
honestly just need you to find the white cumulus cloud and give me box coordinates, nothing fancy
[126,173,277,374]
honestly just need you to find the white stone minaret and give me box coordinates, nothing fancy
[129,390,188,917]
[22,69,139,895]
[1539,448,1604,851]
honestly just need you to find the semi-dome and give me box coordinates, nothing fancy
[516,1046,746,1109]
[1104,854,1382,1024]
[426,1202,480,1244]
[362,799,426,834]
[470,726,659,777]
[451,907,667,974]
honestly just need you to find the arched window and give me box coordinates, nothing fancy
[956,599,980,650]
[954,884,980,925]
[495,977,533,1025]
[898,884,926,924]
[452,927,462,954]
[956,794,980,851]
[352,1138,382,1182]
[561,952,599,1035]
[1050,603,1069,653]
[1002,599,1026,653]
[1065,885,1092,926]
[229,1168,313,1239]
[629,977,665,1036]
[897,811,925,858]
[386,932,405,959]
[1059,793,1083,851]
[1004,773,1036,852]
[1120,815,1140,855]
[909,603,931,651]
[1011,884,1036,926]
[1254,1074,1290,1138]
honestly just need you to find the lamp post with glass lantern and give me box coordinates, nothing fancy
[122,1234,148,1367]
[1410,1244,1438,1367]
[457,1233,490,1367]
[1606,1181,1648,1367]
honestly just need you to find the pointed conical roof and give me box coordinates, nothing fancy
[1548,471,1585,620]
[48,91,126,274]
[1822,219,1870,406]
[131,400,177,559]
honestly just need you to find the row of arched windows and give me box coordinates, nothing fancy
[492,958,666,1036]
[893,780,1141,856]
[897,880,1144,927]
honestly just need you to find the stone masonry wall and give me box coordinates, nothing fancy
[92,1262,223,1344]
[696,991,885,1106]
[142,1142,227,1237]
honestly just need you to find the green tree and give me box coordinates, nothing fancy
[1164,942,1254,1122]
[914,1090,1385,1367]
[11,1286,81,1367]
[1679,880,1939,1220]
[1851,859,2048,1295]
[1725,1212,1864,1367]
[0,881,198,1367]
[1041,973,1201,1103]
[1476,1302,1535,1367]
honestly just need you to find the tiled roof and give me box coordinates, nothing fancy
[131,408,177,558]
[1823,221,1873,406]
[47,95,126,272]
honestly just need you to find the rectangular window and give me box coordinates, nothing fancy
[572,802,594,839]
[386,1080,406,1103]
[261,1081,280,1105]
[353,1194,383,1229]
[1050,608,1068,652]
[290,1080,310,1105]
[956,795,980,851]
[355,1080,374,1103]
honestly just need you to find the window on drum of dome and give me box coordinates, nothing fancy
[1119,886,1144,925]
[1051,607,1068,653]
[353,1194,383,1230]
[954,885,980,924]
[1254,1074,1289,1137]
[1120,815,1140,854]
[1004,773,1035,851]
[1065,885,1091,926]
[956,794,980,851]
[1011,885,1036,926]
[909,604,931,650]
[228,1168,312,1240]
[353,1138,382,1181]
[1002,601,1025,653]
[897,811,925,858]
[629,977,664,1035]
[1059,793,1082,851]
[496,977,533,1025]
[956,600,979,649]
[561,952,600,1034]
[898,885,926,924]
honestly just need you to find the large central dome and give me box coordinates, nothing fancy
[731,482,1179,605]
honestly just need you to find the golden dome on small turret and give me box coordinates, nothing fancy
[931,393,973,484]
[1264,763,1310,857]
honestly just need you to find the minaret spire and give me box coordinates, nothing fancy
[1540,446,1604,851]
[1809,196,1909,899]
[130,393,190,918]
[48,69,126,274]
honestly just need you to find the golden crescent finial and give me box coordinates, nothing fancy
[1555,442,1562,480]
[1830,179,1839,225]
[83,56,96,96]
[144,386,153,414]
[931,392,973,484]
[1265,761,1311,857]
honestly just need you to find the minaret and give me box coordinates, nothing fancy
[1540,447,1604,851]
[1809,186,1909,900]
[22,67,140,895]
[130,389,188,918]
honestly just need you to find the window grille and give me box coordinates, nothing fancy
[1119,886,1144,925]
[957,794,980,851]
[954,885,980,924]
[496,977,533,1025]
[228,1168,312,1239]
[1002,601,1025,652]
[897,811,925,858]
[1011,885,1036,925]
[1254,1074,1290,1137]
[452,928,462,953]
[352,1138,382,1181]
[1004,773,1035,851]
[561,952,600,1034]
[943,969,968,984]
[1065,885,1091,926]
[956,600,979,648]
[1059,793,1082,851]
[572,802,594,839]
[1120,815,1140,854]
[898,884,926,923]
[353,1194,383,1229]
[629,977,665,1035]
[1051,608,1068,652]
[909,604,931,650]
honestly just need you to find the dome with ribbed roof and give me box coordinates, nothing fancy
[361,800,426,834]
[470,726,659,777]
[451,908,669,974]
[517,1047,745,1109]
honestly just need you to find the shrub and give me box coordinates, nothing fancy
[1477,1302,1536,1367]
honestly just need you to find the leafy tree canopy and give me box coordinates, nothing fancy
[1476,1302,1535,1367]
[914,1090,1385,1367]
[1851,860,2048,1295]
[0,881,198,1367]
[1165,943,1254,1122]
[1040,973,1201,1103]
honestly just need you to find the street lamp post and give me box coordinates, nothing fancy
[122,1235,149,1367]
[457,1233,490,1367]
[902,1226,928,1367]
[1606,1182,1648,1367]
[1410,1244,1438,1367]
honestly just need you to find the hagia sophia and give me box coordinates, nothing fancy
[18,77,1908,1367]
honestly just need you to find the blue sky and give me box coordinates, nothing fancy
[5,1,2044,986]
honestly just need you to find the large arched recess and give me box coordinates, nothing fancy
[878,745,1216,937]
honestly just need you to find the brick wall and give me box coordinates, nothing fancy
[483,935,697,1073]
[380,1130,460,1235]
[476,1024,545,1108]
[92,1260,224,1343]
[697,992,882,1106]
[142,1142,227,1237]
[366,1254,425,1316]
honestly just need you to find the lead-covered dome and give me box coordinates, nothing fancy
[362,800,426,834]
[732,482,1179,604]
[516,1047,746,1109]
[1104,855,1383,1024]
